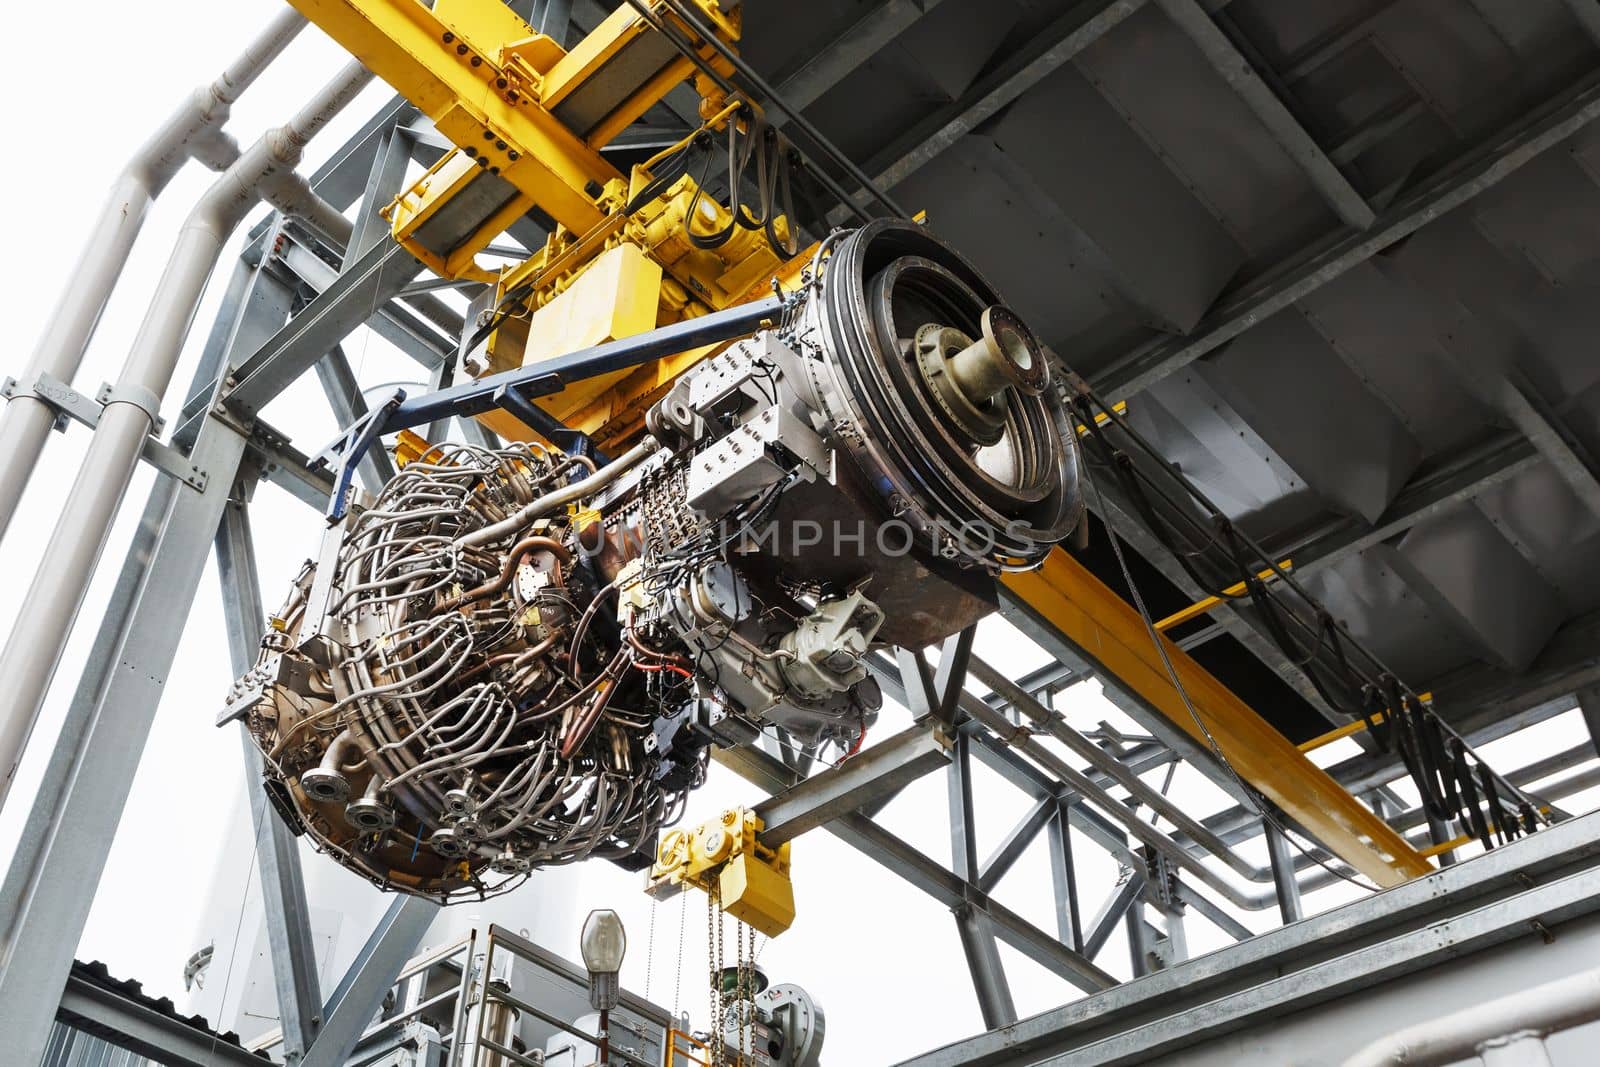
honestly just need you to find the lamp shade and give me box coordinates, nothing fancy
[580,909,627,974]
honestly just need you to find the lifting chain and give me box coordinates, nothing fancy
[705,883,759,1067]
[644,897,657,1002]
[672,888,688,1022]
[708,884,724,1065]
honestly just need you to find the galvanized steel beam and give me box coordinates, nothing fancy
[1263,821,1302,923]
[954,906,1019,1030]
[1467,370,1600,520]
[272,236,450,371]
[980,797,1058,893]
[0,417,254,1067]
[1000,552,1430,884]
[1275,433,1539,578]
[774,0,947,114]
[226,238,427,417]
[315,346,397,493]
[949,730,1018,1027]
[753,723,951,847]
[862,0,1147,194]
[1156,0,1375,229]
[1083,873,1144,960]
[216,493,324,1063]
[715,741,1117,993]
[894,810,1600,1067]
[1095,70,1600,400]
[300,896,438,1067]
[1580,686,1600,761]
[1046,803,1086,950]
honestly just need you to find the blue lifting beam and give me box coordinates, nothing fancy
[313,295,786,519]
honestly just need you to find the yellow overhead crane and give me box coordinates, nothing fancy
[287,0,1430,930]
[290,0,804,449]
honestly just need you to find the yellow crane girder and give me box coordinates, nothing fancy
[1003,549,1433,886]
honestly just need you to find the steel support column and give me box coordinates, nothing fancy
[979,797,1057,894]
[0,201,299,1063]
[300,895,439,1067]
[949,714,1018,1026]
[315,345,397,492]
[0,415,254,1067]
[953,905,1019,1031]
[1084,873,1144,961]
[1047,803,1086,952]
[216,490,324,1062]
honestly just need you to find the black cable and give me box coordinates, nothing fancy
[1453,740,1493,850]
[1080,454,1385,895]
[1070,384,1553,832]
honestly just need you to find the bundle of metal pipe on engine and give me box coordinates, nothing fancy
[225,220,1082,900]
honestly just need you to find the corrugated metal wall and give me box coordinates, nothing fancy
[39,1023,153,1067]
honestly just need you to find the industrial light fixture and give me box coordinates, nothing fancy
[581,909,627,1010]
[582,909,627,1066]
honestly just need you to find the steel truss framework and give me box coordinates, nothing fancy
[8,3,1600,1066]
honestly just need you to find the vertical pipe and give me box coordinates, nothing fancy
[0,9,306,540]
[1265,820,1304,923]
[0,61,373,810]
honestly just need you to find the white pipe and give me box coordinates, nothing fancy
[0,8,305,541]
[1342,967,1600,1067]
[0,60,373,811]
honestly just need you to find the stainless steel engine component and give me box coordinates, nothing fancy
[719,971,825,1067]
[226,219,1081,901]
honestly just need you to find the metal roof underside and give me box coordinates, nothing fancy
[734,0,1600,743]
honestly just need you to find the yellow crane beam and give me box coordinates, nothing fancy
[1003,549,1433,887]
[286,0,628,233]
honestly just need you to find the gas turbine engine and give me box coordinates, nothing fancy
[225,220,1081,902]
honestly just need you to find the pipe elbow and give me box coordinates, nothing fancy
[188,83,231,129]
[265,124,308,168]
[189,157,266,240]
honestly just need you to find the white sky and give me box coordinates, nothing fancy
[1,4,1597,1065]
